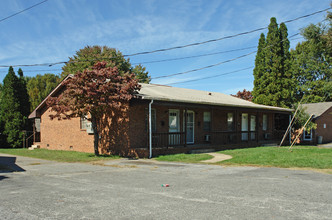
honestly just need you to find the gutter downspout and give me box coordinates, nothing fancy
[149,99,154,159]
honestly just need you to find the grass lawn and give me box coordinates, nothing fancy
[0,148,120,163]
[156,146,332,170]
[217,146,332,169]
[155,153,213,163]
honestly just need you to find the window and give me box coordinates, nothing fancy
[227,113,234,131]
[80,116,88,130]
[169,110,180,132]
[203,112,211,131]
[35,118,41,132]
[250,115,256,140]
[262,114,268,131]
[303,129,312,141]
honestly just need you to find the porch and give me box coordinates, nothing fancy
[151,130,288,149]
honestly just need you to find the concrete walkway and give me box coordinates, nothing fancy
[318,142,332,148]
[201,153,232,163]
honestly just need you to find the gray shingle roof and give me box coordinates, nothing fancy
[301,102,332,118]
[137,83,292,112]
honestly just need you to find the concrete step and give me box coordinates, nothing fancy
[189,149,215,154]
[28,145,40,150]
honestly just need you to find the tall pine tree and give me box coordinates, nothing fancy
[17,68,31,119]
[26,73,60,111]
[252,17,295,108]
[252,33,267,103]
[0,67,25,147]
[279,22,296,107]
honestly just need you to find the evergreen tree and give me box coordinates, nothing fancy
[0,83,4,146]
[0,67,25,147]
[17,68,31,119]
[252,17,295,108]
[26,73,60,111]
[279,23,296,107]
[252,33,267,103]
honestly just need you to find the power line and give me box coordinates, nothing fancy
[0,34,302,79]
[165,66,254,85]
[0,68,62,73]
[0,7,328,68]
[152,51,256,80]
[152,33,300,80]
[132,46,257,65]
[124,7,330,57]
[0,36,303,71]
[0,0,49,23]
[133,36,303,65]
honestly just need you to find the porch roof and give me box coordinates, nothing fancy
[137,83,292,112]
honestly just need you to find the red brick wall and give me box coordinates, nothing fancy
[128,102,148,148]
[38,108,94,153]
[130,103,280,148]
[315,107,332,143]
[36,100,290,156]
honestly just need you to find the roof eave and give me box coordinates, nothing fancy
[28,74,74,119]
[136,95,293,112]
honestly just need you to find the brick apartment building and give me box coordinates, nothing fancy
[29,80,292,157]
[301,102,332,144]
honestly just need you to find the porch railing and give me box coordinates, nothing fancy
[151,130,287,148]
[210,131,259,143]
[152,132,185,148]
[210,131,238,144]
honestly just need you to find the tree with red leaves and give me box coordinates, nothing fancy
[232,89,253,102]
[47,62,141,156]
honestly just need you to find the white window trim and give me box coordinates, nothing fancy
[80,116,88,130]
[303,129,312,141]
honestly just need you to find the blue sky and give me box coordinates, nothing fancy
[0,0,330,94]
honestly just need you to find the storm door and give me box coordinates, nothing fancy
[241,113,249,141]
[184,111,194,144]
[250,115,256,140]
[169,109,180,145]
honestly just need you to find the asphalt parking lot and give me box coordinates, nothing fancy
[1,153,332,220]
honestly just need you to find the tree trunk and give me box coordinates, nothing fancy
[91,114,99,156]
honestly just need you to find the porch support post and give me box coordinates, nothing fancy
[33,119,36,143]
[256,112,259,143]
[235,110,239,144]
[289,114,292,145]
[184,108,187,147]
[149,100,154,159]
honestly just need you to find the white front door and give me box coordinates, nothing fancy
[184,111,194,144]
[241,113,248,141]
[169,109,180,145]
